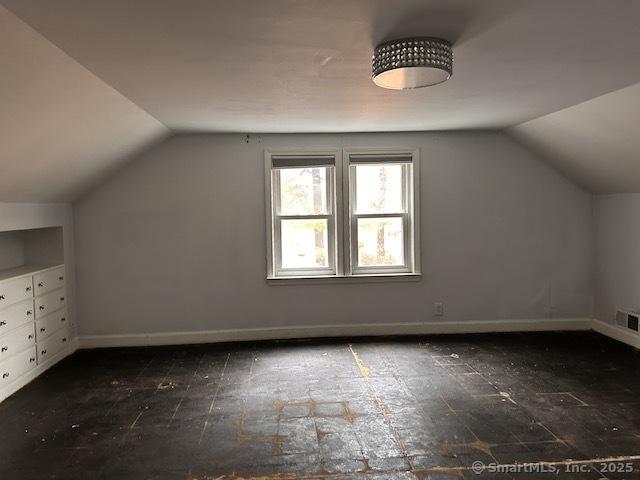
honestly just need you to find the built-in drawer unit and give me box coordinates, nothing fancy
[0,298,34,336]
[35,309,68,342]
[37,326,70,364]
[0,276,33,309]
[0,322,35,363]
[0,345,37,389]
[35,288,66,319]
[33,266,65,296]
[0,227,69,402]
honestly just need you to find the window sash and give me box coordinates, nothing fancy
[347,162,412,275]
[271,166,337,276]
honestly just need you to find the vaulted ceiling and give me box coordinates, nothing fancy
[0,6,169,202]
[1,0,640,201]
[507,83,640,194]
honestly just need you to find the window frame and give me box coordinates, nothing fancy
[265,148,420,281]
[346,159,411,275]
[265,150,344,278]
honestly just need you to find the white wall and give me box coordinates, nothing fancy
[594,194,640,323]
[74,132,593,339]
[0,202,76,337]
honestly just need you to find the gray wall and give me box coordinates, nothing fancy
[594,194,640,322]
[74,132,593,337]
[0,231,25,270]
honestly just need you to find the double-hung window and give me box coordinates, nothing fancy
[266,149,420,280]
[268,153,339,277]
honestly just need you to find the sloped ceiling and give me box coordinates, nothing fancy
[0,6,169,203]
[507,82,640,194]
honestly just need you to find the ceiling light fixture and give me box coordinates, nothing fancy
[372,37,453,90]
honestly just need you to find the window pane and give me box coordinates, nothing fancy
[355,164,403,214]
[357,217,404,266]
[281,219,329,269]
[279,167,329,215]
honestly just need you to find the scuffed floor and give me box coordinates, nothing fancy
[1,332,640,479]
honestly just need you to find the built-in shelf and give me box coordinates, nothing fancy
[0,226,70,403]
[0,227,64,278]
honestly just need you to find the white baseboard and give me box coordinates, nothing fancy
[0,340,78,403]
[78,318,592,349]
[592,318,640,349]
[5,320,635,402]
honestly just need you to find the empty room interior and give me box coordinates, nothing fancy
[2,1,640,479]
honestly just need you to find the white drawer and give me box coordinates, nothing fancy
[37,326,70,364]
[33,266,65,296]
[35,288,66,319]
[35,309,68,342]
[0,322,35,362]
[0,298,34,337]
[0,345,37,389]
[0,276,33,309]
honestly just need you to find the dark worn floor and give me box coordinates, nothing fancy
[1,332,640,480]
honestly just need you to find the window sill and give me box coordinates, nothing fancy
[266,273,421,286]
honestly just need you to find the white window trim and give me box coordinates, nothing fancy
[265,148,421,283]
[265,149,344,278]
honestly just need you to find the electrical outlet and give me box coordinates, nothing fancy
[434,302,444,317]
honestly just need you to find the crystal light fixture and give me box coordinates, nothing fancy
[372,37,453,89]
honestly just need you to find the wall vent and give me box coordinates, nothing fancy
[616,309,640,333]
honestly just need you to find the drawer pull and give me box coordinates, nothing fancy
[30,358,35,363]
[1,347,7,352]
[2,372,9,379]
[62,338,67,343]
[28,334,33,340]
[61,317,66,322]
[38,282,44,288]
[39,306,45,310]
[0,295,5,300]
[41,350,47,355]
[27,310,32,316]
[60,297,65,302]
[26,286,32,292]
[40,327,46,333]
[58,276,64,281]
[0,321,5,326]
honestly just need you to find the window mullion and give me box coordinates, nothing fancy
[332,159,345,276]
[403,163,412,269]
[342,153,352,276]
[349,163,357,275]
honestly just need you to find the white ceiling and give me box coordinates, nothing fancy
[507,82,640,194]
[2,0,640,201]
[3,0,640,133]
[0,6,169,202]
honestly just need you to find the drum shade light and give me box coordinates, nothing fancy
[372,37,453,89]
